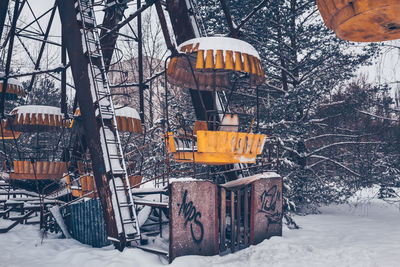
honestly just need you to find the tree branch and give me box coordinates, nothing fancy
[308,155,361,177]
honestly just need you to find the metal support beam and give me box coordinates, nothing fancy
[100,0,127,71]
[166,0,217,123]
[155,1,176,53]
[56,0,120,241]
[99,1,154,42]
[0,0,10,44]
[2,0,26,49]
[166,0,197,45]
[61,29,67,116]
[138,0,144,123]
[7,66,66,78]
[0,0,20,116]
[27,2,57,92]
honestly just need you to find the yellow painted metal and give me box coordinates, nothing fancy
[234,52,243,72]
[242,54,250,73]
[205,49,214,69]
[215,50,225,69]
[67,174,142,198]
[249,56,257,75]
[115,115,143,134]
[71,108,142,134]
[195,50,204,69]
[225,50,234,70]
[0,120,21,140]
[67,175,98,198]
[166,130,266,165]
[10,160,69,180]
[317,0,400,42]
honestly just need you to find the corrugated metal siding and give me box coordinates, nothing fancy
[69,199,110,247]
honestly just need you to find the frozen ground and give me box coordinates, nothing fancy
[0,188,399,267]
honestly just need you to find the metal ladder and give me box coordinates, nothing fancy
[75,0,140,244]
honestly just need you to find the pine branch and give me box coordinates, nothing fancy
[356,109,400,122]
[308,155,361,177]
[307,141,385,157]
[305,134,372,142]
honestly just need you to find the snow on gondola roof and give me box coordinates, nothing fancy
[10,105,63,118]
[0,72,24,88]
[114,106,140,120]
[178,37,261,59]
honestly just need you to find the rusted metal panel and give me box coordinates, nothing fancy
[317,0,400,42]
[68,199,110,248]
[100,0,127,71]
[250,176,283,245]
[169,181,218,262]
[166,0,197,45]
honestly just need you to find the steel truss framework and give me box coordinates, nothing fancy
[0,0,275,251]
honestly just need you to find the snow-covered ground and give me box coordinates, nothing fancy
[1,188,399,267]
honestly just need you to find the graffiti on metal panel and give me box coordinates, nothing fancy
[177,190,204,244]
[259,185,282,231]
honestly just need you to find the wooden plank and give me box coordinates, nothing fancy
[221,172,280,189]
[0,207,13,218]
[220,187,226,252]
[137,245,168,256]
[236,189,241,248]
[244,186,249,246]
[0,210,35,233]
[230,190,235,253]
[133,199,168,208]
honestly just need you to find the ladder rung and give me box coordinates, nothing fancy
[99,108,112,113]
[133,199,169,208]
[99,106,112,111]
[86,39,98,45]
[119,203,133,208]
[99,104,111,109]
[97,91,111,96]
[115,186,128,191]
[105,140,119,145]
[88,52,101,58]
[99,110,114,116]
[97,93,110,98]
[109,154,122,158]
[109,158,122,161]
[112,170,126,175]
[122,219,136,224]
